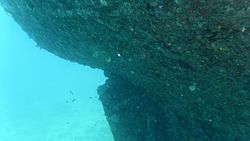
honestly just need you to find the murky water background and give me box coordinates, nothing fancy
[0,7,114,141]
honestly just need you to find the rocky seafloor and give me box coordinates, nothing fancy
[1,0,250,140]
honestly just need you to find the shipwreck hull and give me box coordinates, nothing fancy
[1,0,250,140]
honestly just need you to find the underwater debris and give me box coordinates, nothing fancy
[105,57,111,63]
[188,83,197,92]
[99,0,108,6]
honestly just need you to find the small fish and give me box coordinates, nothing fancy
[69,90,74,95]
[71,99,76,103]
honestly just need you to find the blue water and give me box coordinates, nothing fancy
[0,7,114,141]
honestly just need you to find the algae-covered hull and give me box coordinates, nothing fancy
[1,0,249,140]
